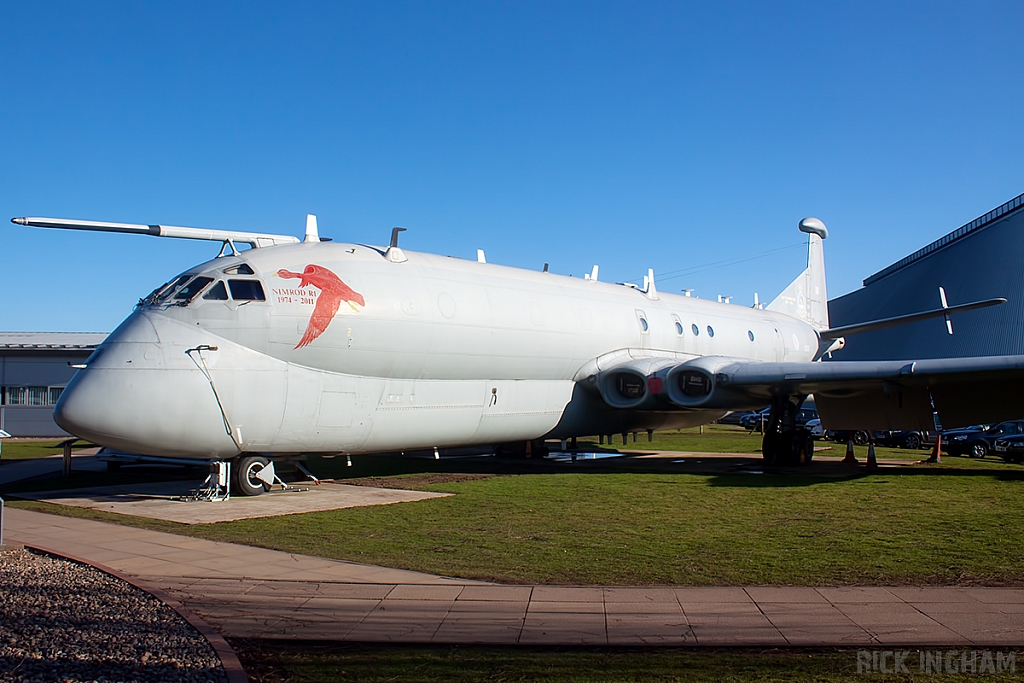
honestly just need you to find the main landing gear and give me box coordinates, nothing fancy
[761,396,814,467]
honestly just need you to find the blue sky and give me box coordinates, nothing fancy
[2,1,1023,332]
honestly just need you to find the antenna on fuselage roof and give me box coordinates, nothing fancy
[304,214,320,243]
[385,227,408,263]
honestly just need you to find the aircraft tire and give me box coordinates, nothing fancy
[235,455,271,496]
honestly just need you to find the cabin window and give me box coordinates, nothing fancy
[224,263,255,275]
[173,277,213,303]
[707,325,715,337]
[229,279,266,301]
[203,281,229,300]
[639,317,649,332]
[675,321,684,335]
[691,324,699,336]
[748,330,755,341]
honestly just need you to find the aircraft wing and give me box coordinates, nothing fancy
[670,354,1024,431]
[590,354,1024,431]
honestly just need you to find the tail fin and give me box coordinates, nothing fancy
[766,217,829,330]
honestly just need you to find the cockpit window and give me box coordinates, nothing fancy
[228,279,266,301]
[174,277,213,303]
[144,274,193,305]
[202,281,229,300]
[223,264,255,275]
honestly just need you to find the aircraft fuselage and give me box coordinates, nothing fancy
[54,241,820,459]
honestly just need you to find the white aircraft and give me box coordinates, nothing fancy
[10,214,1016,495]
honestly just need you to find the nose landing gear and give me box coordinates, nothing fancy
[235,454,273,496]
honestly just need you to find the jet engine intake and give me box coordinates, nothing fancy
[662,356,762,410]
[592,357,678,410]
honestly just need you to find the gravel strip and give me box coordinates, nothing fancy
[0,547,228,683]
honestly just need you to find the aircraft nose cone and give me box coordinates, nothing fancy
[52,369,119,444]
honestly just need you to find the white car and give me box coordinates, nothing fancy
[805,419,826,439]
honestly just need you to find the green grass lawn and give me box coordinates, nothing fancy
[12,452,1024,586]
[0,440,65,462]
[232,643,1023,683]
[604,424,932,459]
[0,439,93,463]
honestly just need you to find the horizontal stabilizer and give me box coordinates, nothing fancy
[11,217,300,248]
[819,298,1006,340]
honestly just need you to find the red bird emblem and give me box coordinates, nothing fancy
[276,265,365,349]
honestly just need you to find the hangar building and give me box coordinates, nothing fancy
[0,332,107,437]
[829,192,1024,361]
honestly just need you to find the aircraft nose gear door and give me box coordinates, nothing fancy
[761,396,814,466]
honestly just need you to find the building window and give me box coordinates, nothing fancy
[5,386,65,406]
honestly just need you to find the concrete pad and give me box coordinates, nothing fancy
[433,616,525,644]
[746,586,830,603]
[687,617,787,646]
[386,584,464,601]
[961,588,1024,604]
[604,600,682,614]
[21,481,452,523]
[457,585,533,602]
[816,587,903,603]
[449,601,527,616]
[887,587,982,603]
[835,602,970,645]
[681,601,764,615]
[530,586,604,602]
[529,600,605,614]
[674,587,754,603]
[519,613,607,645]
[603,587,678,603]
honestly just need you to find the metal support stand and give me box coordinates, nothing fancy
[62,440,72,477]
[295,461,321,485]
[182,462,231,502]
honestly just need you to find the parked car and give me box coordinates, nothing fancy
[828,429,871,445]
[993,434,1024,463]
[739,408,770,431]
[717,410,759,426]
[944,421,1024,458]
[874,414,943,450]
[805,419,826,439]
[874,429,939,450]
[740,404,817,433]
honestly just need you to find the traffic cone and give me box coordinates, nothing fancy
[866,442,879,471]
[842,439,858,464]
[926,434,942,463]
